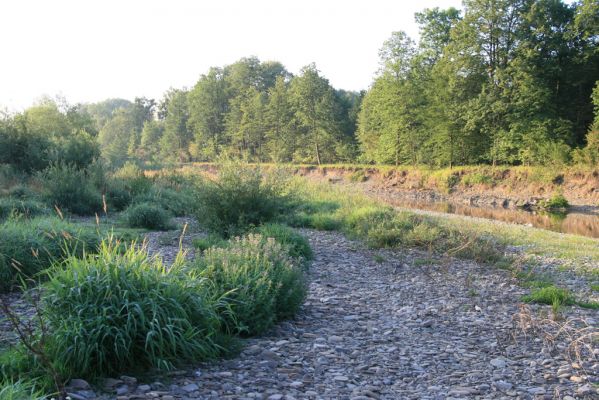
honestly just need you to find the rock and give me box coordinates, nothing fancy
[576,384,595,396]
[493,381,512,392]
[490,357,507,368]
[103,378,123,390]
[181,383,200,393]
[137,384,151,393]
[527,387,546,395]
[115,385,129,395]
[67,379,91,390]
[120,375,137,385]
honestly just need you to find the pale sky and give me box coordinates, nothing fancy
[1,0,463,111]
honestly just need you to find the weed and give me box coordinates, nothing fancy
[254,223,313,262]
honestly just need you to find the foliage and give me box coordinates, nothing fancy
[195,161,291,237]
[0,217,100,292]
[124,202,173,230]
[254,223,313,262]
[542,193,570,209]
[0,379,45,400]
[194,234,307,336]
[0,199,47,221]
[37,163,102,216]
[42,241,223,378]
[522,286,575,306]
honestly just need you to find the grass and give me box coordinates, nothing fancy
[0,198,48,221]
[42,240,224,379]
[286,179,506,265]
[522,286,575,306]
[253,223,313,262]
[0,217,102,292]
[0,380,45,400]
[541,193,569,209]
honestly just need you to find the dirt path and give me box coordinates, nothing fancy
[110,229,597,399]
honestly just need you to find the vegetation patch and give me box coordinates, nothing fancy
[195,161,291,237]
[0,217,100,292]
[42,241,223,379]
[194,234,307,336]
[0,198,48,221]
[124,202,173,231]
[522,286,575,306]
[254,223,313,262]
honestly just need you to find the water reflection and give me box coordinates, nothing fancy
[381,196,599,238]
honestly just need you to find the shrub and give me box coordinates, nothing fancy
[124,202,172,230]
[3,185,38,200]
[195,161,291,237]
[193,235,229,253]
[104,180,132,211]
[542,193,569,209]
[0,199,48,221]
[42,242,222,378]
[522,286,575,306]
[195,234,307,336]
[0,217,100,292]
[254,223,313,262]
[112,162,152,197]
[134,186,196,217]
[37,162,102,215]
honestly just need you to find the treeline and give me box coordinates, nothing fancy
[359,0,599,167]
[1,0,598,171]
[94,60,361,166]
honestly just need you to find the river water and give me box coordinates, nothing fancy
[380,196,599,239]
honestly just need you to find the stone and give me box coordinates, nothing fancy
[67,379,91,390]
[490,358,507,368]
[181,383,200,393]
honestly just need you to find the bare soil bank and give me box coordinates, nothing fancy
[289,165,599,209]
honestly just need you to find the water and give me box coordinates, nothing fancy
[380,196,599,238]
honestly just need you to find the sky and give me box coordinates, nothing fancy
[0,0,463,111]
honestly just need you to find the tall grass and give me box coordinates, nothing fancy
[0,217,100,292]
[42,241,224,378]
[0,380,45,400]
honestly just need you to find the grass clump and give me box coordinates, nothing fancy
[193,235,229,252]
[254,223,313,262]
[195,161,291,237]
[195,234,307,336]
[124,202,173,230]
[0,217,100,292]
[0,199,47,221]
[522,285,575,306]
[0,380,45,400]
[42,241,223,379]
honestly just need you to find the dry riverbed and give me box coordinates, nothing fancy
[90,228,597,399]
[2,221,597,399]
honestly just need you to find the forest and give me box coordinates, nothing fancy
[1,0,599,175]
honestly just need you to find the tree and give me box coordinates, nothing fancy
[289,64,342,164]
[161,89,192,161]
[188,67,229,160]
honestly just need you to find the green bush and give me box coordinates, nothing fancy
[104,180,133,212]
[193,235,229,252]
[522,286,575,306]
[43,241,223,378]
[134,186,196,217]
[254,223,313,262]
[195,161,291,237]
[112,162,152,197]
[124,202,173,230]
[195,234,307,336]
[38,162,102,215]
[0,199,48,221]
[543,193,569,209]
[3,185,38,200]
[0,217,100,292]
